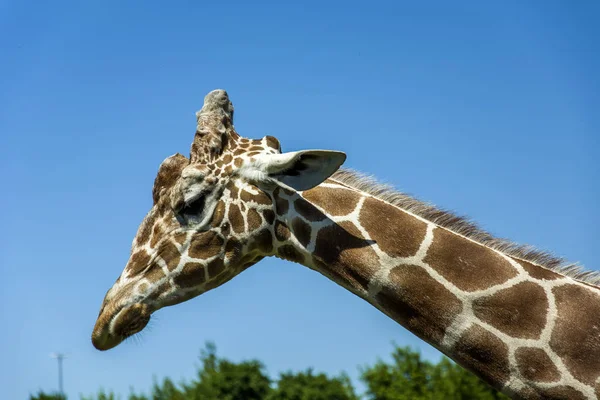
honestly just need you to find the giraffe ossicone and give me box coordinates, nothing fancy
[92,89,600,400]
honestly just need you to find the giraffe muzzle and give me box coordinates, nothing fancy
[91,303,151,351]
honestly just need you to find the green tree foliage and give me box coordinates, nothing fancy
[150,377,186,400]
[182,342,271,400]
[30,391,66,400]
[268,369,358,400]
[34,343,510,400]
[126,391,148,400]
[80,388,119,400]
[360,346,509,400]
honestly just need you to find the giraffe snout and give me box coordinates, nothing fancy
[91,303,151,351]
[91,313,116,351]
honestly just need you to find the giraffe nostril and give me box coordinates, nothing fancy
[121,314,150,337]
[112,303,151,338]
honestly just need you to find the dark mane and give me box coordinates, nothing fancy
[331,168,599,286]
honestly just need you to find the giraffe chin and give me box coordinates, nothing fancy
[91,303,151,351]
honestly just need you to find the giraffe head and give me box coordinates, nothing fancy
[91,90,346,350]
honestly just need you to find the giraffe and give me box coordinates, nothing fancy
[92,89,600,400]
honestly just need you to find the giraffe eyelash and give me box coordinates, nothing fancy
[179,195,206,217]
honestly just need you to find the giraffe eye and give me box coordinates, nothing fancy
[178,195,206,218]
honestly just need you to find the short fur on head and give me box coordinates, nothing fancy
[91,90,346,350]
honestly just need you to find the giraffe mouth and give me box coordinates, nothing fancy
[92,303,151,351]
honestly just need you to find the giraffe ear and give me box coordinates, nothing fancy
[153,153,190,204]
[255,150,346,191]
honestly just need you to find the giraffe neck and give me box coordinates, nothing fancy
[273,179,600,400]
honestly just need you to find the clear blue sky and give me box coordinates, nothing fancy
[1,1,598,398]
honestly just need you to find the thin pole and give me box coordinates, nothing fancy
[50,353,67,397]
[57,354,64,395]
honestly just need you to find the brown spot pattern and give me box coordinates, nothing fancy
[315,260,369,294]
[376,265,463,344]
[221,221,230,235]
[188,232,224,259]
[515,347,560,382]
[473,281,548,339]
[294,197,325,222]
[150,224,164,248]
[278,245,304,263]
[424,227,518,291]
[292,218,311,247]
[314,221,377,292]
[247,208,262,231]
[173,232,187,245]
[453,325,510,390]
[207,258,226,278]
[240,255,260,270]
[227,182,239,199]
[228,204,244,233]
[274,189,289,215]
[275,221,290,241]
[157,241,181,271]
[515,387,542,400]
[241,187,272,205]
[147,282,169,302]
[127,250,151,276]
[174,262,206,288]
[515,386,587,400]
[551,284,600,386]
[256,191,272,205]
[518,259,563,280]
[225,239,243,262]
[211,201,226,227]
[145,262,166,283]
[302,187,360,216]
[360,197,427,258]
[265,135,280,150]
[136,215,154,246]
[543,386,587,400]
[152,153,188,204]
[248,229,273,254]
[234,158,243,168]
[240,190,254,203]
[263,210,275,225]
